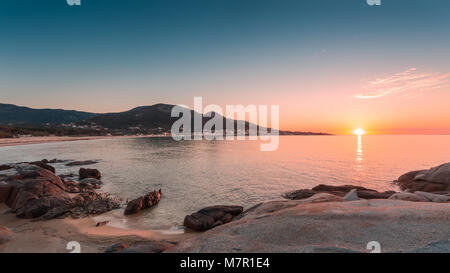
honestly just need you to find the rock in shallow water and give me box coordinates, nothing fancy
[282,184,395,200]
[65,160,98,166]
[124,190,161,215]
[184,205,244,231]
[79,168,101,180]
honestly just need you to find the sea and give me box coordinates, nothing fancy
[1,135,449,231]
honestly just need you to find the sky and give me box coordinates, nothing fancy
[1,0,449,134]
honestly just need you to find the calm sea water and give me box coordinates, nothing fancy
[1,135,449,231]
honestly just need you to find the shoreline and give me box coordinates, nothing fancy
[0,134,337,148]
[0,203,196,253]
[1,160,449,253]
[0,135,171,147]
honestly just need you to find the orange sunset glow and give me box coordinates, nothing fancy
[1,0,450,257]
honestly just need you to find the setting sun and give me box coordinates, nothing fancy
[353,128,366,136]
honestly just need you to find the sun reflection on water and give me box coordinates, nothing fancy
[356,135,363,169]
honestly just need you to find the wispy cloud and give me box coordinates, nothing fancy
[354,68,450,99]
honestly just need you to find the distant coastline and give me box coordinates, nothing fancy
[0,103,330,138]
[0,133,334,147]
[0,135,164,147]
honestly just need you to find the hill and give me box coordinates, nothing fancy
[0,103,330,136]
[0,103,96,125]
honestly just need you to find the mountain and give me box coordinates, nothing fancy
[79,104,176,131]
[80,103,330,135]
[0,103,97,125]
[0,103,330,136]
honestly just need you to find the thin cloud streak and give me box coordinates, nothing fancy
[354,68,450,99]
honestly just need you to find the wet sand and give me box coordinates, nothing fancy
[0,204,196,253]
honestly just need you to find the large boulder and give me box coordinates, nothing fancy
[79,168,101,180]
[3,164,72,219]
[124,190,161,215]
[395,163,450,192]
[8,177,73,219]
[1,163,120,220]
[17,195,75,219]
[184,205,244,231]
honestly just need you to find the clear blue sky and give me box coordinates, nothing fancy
[1,0,449,133]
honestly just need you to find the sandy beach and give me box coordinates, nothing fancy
[0,135,170,147]
[0,204,195,253]
[0,136,116,147]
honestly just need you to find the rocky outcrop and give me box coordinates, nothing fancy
[78,178,102,189]
[389,192,429,202]
[0,165,13,171]
[105,241,176,253]
[70,192,121,218]
[79,168,101,180]
[0,162,120,220]
[29,160,55,173]
[389,191,448,203]
[395,163,450,192]
[184,205,244,231]
[282,184,395,200]
[169,199,450,253]
[124,190,161,215]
